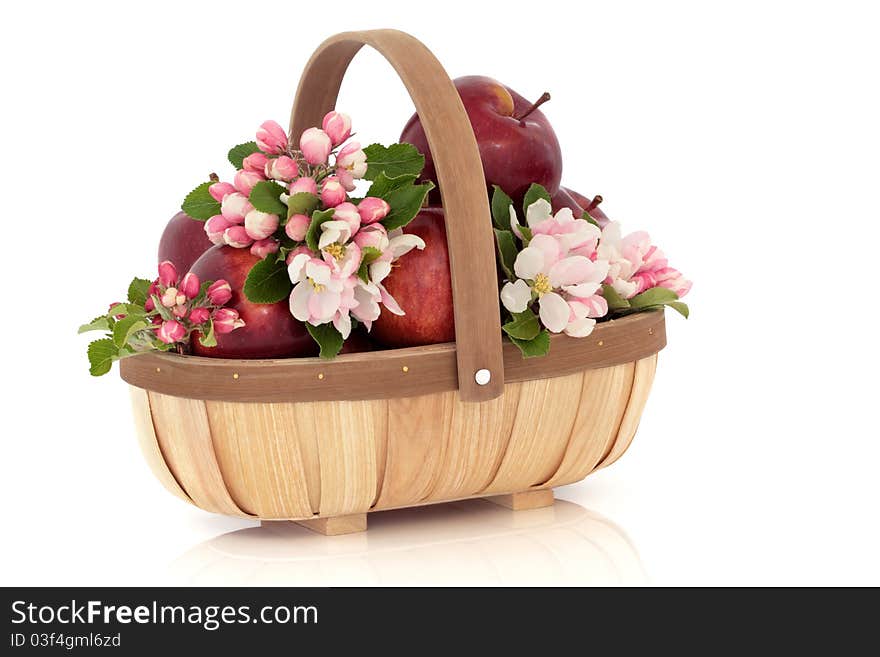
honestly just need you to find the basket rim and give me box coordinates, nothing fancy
[120,310,666,404]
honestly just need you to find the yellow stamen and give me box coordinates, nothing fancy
[324,243,345,260]
[533,272,552,296]
[308,277,326,293]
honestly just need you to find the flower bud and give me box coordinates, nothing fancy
[285,245,313,265]
[289,176,318,196]
[223,225,253,248]
[151,315,162,326]
[204,214,232,245]
[242,152,269,173]
[145,297,155,312]
[108,303,127,320]
[265,155,299,182]
[220,192,253,224]
[157,319,186,344]
[300,127,332,165]
[353,223,388,251]
[320,176,346,207]
[209,182,236,203]
[180,272,200,299]
[172,304,188,318]
[244,209,280,241]
[213,308,246,334]
[285,214,310,241]
[322,111,352,146]
[189,307,211,324]
[250,238,280,259]
[358,197,391,224]
[255,120,288,154]
[332,202,361,235]
[207,280,233,305]
[158,261,178,287]
[161,287,185,308]
[336,141,367,179]
[234,169,263,196]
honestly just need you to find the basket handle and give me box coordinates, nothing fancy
[289,29,504,402]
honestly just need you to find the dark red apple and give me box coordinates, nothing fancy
[400,76,562,204]
[339,328,377,354]
[189,245,316,359]
[561,187,610,227]
[158,211,213,273]
[370,208,455,347]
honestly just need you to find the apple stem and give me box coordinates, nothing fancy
[209,172,220,183]
[586,195,603,212]
[514,92,551,123]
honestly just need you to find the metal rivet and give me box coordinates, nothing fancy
[155,367,161,373]
[232,373,239,380]
[317,373,324,380]
[475,369,491,386]
[402,366,409,373]
[597,340,604,347]
[648,328,654,335]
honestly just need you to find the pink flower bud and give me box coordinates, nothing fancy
[207,280,233,305]
[234,169,263,196]
[242,152,269,173]
[353,223,388,251]
[265,155,299,182]
[244,209,280,241]
[145,297,155,312]
[213,308,246,334]
[300,127,332,165]
[255,120,288,155]
[358,197,391,224]
[189,307,211,324]
[108,303,127,319]
[157,319,186,344]
[285,213,310,241]
[320,176,346,207]
[220,193,253,224]
[145,280,160,311]
[180,272,200,299]
[250,238,280,259]
[158,261,178,287]
[332,202,361,235]
[151,315,162,326]
[209,182,236,203]
[161,287,185,308]
[336,141,367,180]
[322,111,352,146]
[204,215,233,245]
[285,245,313,265]
[289,176,318,196]
[223,225,253,248]
[172,304,188,318]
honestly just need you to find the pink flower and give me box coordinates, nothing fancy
[285,245,312,265]
[145,280,159,311]
[244,209,279,241]
[330,202,361,235]
[655,267,692,298]
[234,169,263,195]
[300,127,332,165]
[220,192,253,224]
[172,304,188,318]
[250,238,280,259]
[204,215,233,245]
[358,197,390,224]
[255,120,288,154]
[320,176,346,207]
[265,155,299,182]
[353,223,388,251]
[157,319,186,344]
[287,254,348,330]
[189,307,210,324]
[180,272,200,299]
[335,141,367,191]
[242,152,269,173]
[207,280,232,305]
[289,176,318,196]
[285,213,310,241]
[209,182,236,203]
[322,111,352,146]
[158,261,178,287]
[161,287,185,308]
[213,308,246,334]
[512,199,600,258]
[223,225,253,248]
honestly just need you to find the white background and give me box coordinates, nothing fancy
[2,0,878,586]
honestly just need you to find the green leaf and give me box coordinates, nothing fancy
[249,180,287,215]
[228,141,261,169]
[582,211,600,228]
[181,182,221,221]
[363,143,425,180]
[305,208,336,252]
[87,338,118,376]
[198,320,217,347]
[112,316,148,349]
[602,284,631,312]
[630,287,679,308]
[366,172,418,199]
[667,301,690,318]
[494,229,518,279]
[243,256,292,304]
[356,246,383,282]
[287,192,319,218]
[502,310,541,341]
[509,330,551,358]
[381,180,435,231]
[127,277,152,307]
[306,322,344,360]
[522,183,552,215]
[78,315,110,334]
[491,186,515,230]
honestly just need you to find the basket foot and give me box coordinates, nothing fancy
[485,489,555,511]
[294,513,368,536]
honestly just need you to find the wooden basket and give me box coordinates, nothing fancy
[121,29,666,535]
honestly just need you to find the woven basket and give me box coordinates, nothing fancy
[121,29,665,535]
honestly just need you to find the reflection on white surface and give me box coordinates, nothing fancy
[170,499,646,586]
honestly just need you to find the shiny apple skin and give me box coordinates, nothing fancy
[562,186,610,226]
[157,211,213,273]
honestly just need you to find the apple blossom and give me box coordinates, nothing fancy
[255,120,288,154]
[157,319,186,344]
[172,304,188,318]
[180,272,200,299]
[242,152,269,173]
[285,244,312,265]
[335,142,367,190]
[285,213,311,241]
[511,200,600,257]
[288,253,348,328]
[250,238,280,259]
[204,214,233,245]
[189,307,210,324]
[209,182,236,203]
[300,127,332,165]
[322,110,352,146]
[357,197,390,224]
[353,222,388,251]
[320,176,346,207]
[221,192,253,224]
[213,308,246,333]
[330,202,361,235]
[289,176,318,196]
[265,155,299,182]
[158,261,178,287]
[234,169,263,196]
[244,209,279,241]
[223,225,253,248]
[161,287,186,308]
[207,279,232,305]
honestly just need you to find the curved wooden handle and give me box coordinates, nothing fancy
[290,29,504,402]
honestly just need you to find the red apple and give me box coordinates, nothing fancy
[370,208,455,347]
[189,245,316,359]
[561,187,610,227]
[157,211,213,273]
[339,328,377,354]
[400,76,562,204]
